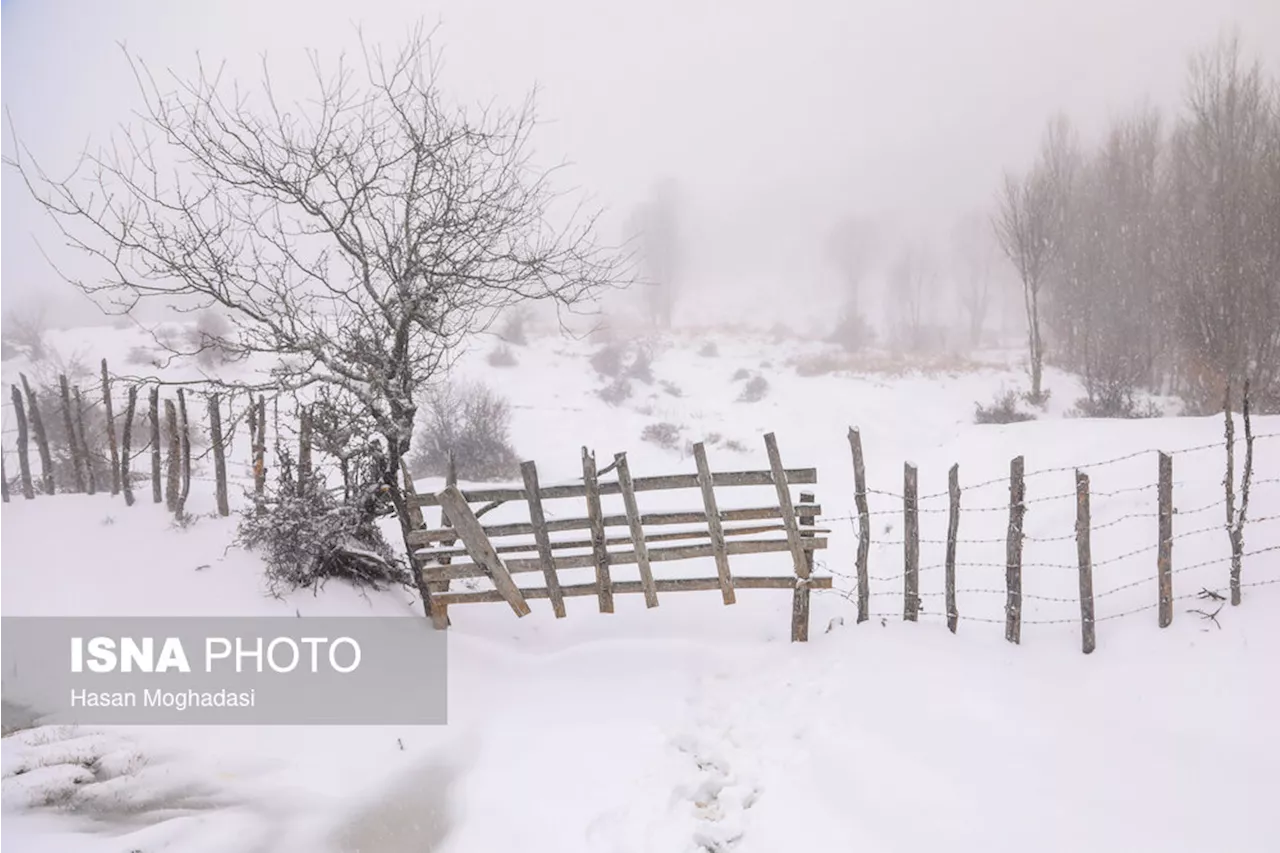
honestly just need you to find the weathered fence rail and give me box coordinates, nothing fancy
[408,433,831,640]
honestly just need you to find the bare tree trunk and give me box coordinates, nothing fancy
[177,388,192,509]
[10,385,35,499]
[208,393,229,516]
[59,374,87,492]
[165,399,182,516]
[121,385,137,507]
[1,457,8,503]
[150,387,162,503]
[72,386,96,495]
[101,359,120,495]
[20,374,55,495]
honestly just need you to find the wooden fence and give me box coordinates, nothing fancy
[836,402,1280,653]
[405,433,832,641]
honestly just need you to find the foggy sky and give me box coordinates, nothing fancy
[4,0,1279,327]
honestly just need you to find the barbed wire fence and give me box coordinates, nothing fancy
[814,397,1277,652]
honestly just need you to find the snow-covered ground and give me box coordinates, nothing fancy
[2,324,1278,852]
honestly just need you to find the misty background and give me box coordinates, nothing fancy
[3,0,1279,333]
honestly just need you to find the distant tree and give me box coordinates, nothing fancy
[825,215,877,319]
[7,26,622,536]
[626,179,683,329]
[885,243,934,352]
[951,211,996,348]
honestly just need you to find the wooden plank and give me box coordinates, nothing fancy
[406,504,821,546]
[848,427,871,623]
[1157,451,1173,628]
[414,522,821,560]
[904,462,919,622]
[793,491,815,642]
[1076,469,1096,654]
[1005,455,1025,645]
[521,460,567,618]
[614,453,659,608]
[407,467,820,507]
[423,535,830,581]
[436,574,835,605]
[582,447,614,613]
[945,463,960,633]
[763,433,809,580]
[692,443,735,605]
[434,486,531,617]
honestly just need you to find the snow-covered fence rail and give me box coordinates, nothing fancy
[405,432,833,641]
[829,397,1279,653]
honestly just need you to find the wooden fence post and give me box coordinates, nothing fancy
[692,443,734,606]
[582,446,614,614]
[253,395,267,500]
[20,375,54,494]
[1157,452,1173,628]
[1005,455,1025,645]
[208,393,229,516]
[1,457,8,502]
[101,359,120,495]
[848,427,871,624]
[435,485,531,618]
[615,452,660,608]
[903,462,919,622]
[121,385,137,507]
[11,385,35,499]
[177,389,191,511]
[945,463,960,633]
[795,490,816,642]
[149,387,162,503]
[521,459,567,619]
[60,375,86,493]
[72,386,96,495]
[165,399,181,515]
[1075,470,1095,654]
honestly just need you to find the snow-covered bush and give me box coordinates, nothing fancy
[487,345,518,368]
[590,342,626,378]
[409,381,520,481]
[237,451,405,593]
[699,341,719,357]
[828,308,875,353]
[974,390,1036,424]
[1,308,48,362]
[598,377,632,405]
[737,374,769,402]
[641,422,682,450]
[185,310,235,368]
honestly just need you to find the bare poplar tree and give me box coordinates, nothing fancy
[994,162,1056,402]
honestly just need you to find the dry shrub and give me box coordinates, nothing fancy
[487,345,518,368]
[737,375,769,402]
[598,377,632,405]
[641,422,682,450]
[699,341,719,357]
[410,381,520,481]
[974,390,1036,424]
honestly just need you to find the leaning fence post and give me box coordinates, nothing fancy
[60,375,87,493]
[582,446,614,614]
[101,359,120,495]
[20,375,54,495]
[1157,452,1173,627]
[121,385,137,507]
[72,386,96,496]
[1075,470,1095,654]
[1005,455,1025,645]
[11,385,35,499]
[945,463,960,633]
[847,427,871,623]
[903,462,919,622]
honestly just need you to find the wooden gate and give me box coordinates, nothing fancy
[406,433,831,641]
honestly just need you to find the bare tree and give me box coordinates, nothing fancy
[994,161,1057,401]
[6,25,622,537]
[885,243,934,353]
[952,211,996,348]
[826,215,877,317]
[625,178,682,329]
